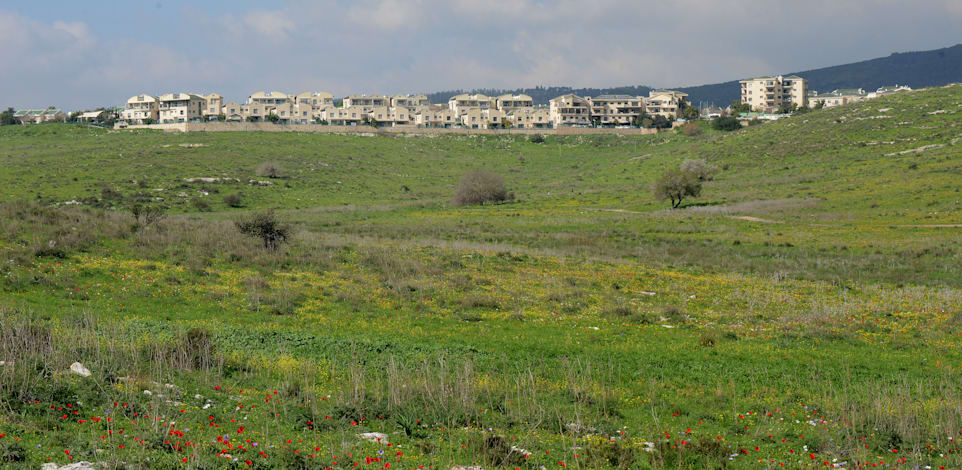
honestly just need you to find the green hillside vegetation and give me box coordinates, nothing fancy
[1,85,961,468]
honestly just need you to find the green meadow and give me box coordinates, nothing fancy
[1,85,961,469]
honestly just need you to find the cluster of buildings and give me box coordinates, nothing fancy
[118,89,690,128]
[739,75,912,112]
[11,108,67,124]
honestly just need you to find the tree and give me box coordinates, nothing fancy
[680,159,717,181]
[631,112,650,128]
[266,113,280,124]
[650,115,673,129]
[454,170,513,206]
[142,118,154,125]
[236,210,291,251]
[814,101,825,110]
[678,99,700,121]
[653,168,702,208]
[711,116,742,131]
[361,115,378,128]
[730,100,752,115]
[246,116,258,122]
[500,118,512,129]
[777,102,795,114]
[0,107,15,126]
[217,113,226,122]
[131,203,166,231]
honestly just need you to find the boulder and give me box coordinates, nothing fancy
[41,462,101,470]
[69,362,91,377]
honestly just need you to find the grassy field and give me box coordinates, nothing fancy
[1,85,961,469]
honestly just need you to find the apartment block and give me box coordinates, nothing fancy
[122,95,159,124]
[507,108,551,128]
[448,93,495,115]
[343,94,389,110]
[391,94,430,108]
[158,93,205,123]
[739,76,808,112]
[587,94,646,125]
[646,90,688,119]
[202,93,223,119]
[414,105,456,128]
[496,94,534,111]
[13,108,66,124]
[549,94,591,126]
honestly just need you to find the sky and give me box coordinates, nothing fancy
[2,0,962,110]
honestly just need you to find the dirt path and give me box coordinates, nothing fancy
[727,215,783,224]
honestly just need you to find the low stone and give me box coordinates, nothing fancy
[69,362,91,377]
[357,432,389,444]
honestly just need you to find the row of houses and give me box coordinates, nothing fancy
[806,85,912,109]
[739,75,912,112]
[12,108,67,124]
[120,89,690,129]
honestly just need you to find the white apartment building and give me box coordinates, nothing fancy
[414,105,456,128]
[549,94,591,126]
[587,95,646,125]
[158,93,205,123]
[496,94,534,111]
[739,76,808,112]
[646,90,688,119]
[122,94,159,124]
[507,108,551,128]
[391,94,430,108]
[448,93,495,115]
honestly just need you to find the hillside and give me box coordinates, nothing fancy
[1,85,961,468]
[426,43,962,107]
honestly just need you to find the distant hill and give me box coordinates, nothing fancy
[426,43,962,108]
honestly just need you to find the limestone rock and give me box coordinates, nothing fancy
[69,362,91,377]
[357,432,389,444]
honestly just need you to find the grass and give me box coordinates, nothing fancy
[1,85,962,468]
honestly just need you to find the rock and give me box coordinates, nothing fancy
[69,362,91,377]
[41,462,102,470]
[450,467,483,470]
[357,432,389,444]
[248,179,274,186]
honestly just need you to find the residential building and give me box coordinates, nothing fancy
[222,101,244,121]
[646,90,689,119]
[807,88,867,108]
[587,95,646,125]
[414,105,456,128]
[202,93,223,120]
[294,91,334,108]
[391,94,430,108]
[13,108,65,124]
[122,95,159,124]
[322,107,363,126]
[158,93,205,123]
[343,94,389,110]
[507,108,552,128]
[739,76,807,112]
[448,93,495,115]
[549,94,591,126]
[870,85,912,98]
[496,94,534,111]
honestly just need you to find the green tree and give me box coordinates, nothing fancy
[216,113,226,122]
[0,107,15,126]
[266,113,280,124]
[235,210,291,251]
[711,116,742,131]
[730,100,752,114]
[653,168,702,208]
[650,115,673,129]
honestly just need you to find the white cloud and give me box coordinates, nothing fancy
[243,9,296,42]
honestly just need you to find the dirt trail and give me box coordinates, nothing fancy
[727,215,783,224]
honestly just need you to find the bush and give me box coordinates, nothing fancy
[235,210,291,251]
[255,161,285,178]
[711,116,742,131]
[680,122,702,136]
[223,193,243,208]
[130,203,166,231]
[453,170,513,206]
[680,159,717,181]
[748,118,763,126]
[190,198,212,212]
[529,134,546,144]
[653,168,702,208]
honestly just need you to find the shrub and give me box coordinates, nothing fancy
[453,170,513,206]
[130,203,166,231]
[653,168,702,208]
[190,198,212,212]
[235,210,291,251]
[256,161,285,178]
[711,116,742,131]
[529,134,546,144]
[223,193,243,208]
[680,159,717,181]
[748,118,763,126]
[680,122,702,136]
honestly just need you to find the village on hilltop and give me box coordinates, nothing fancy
[9,77,912,129]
